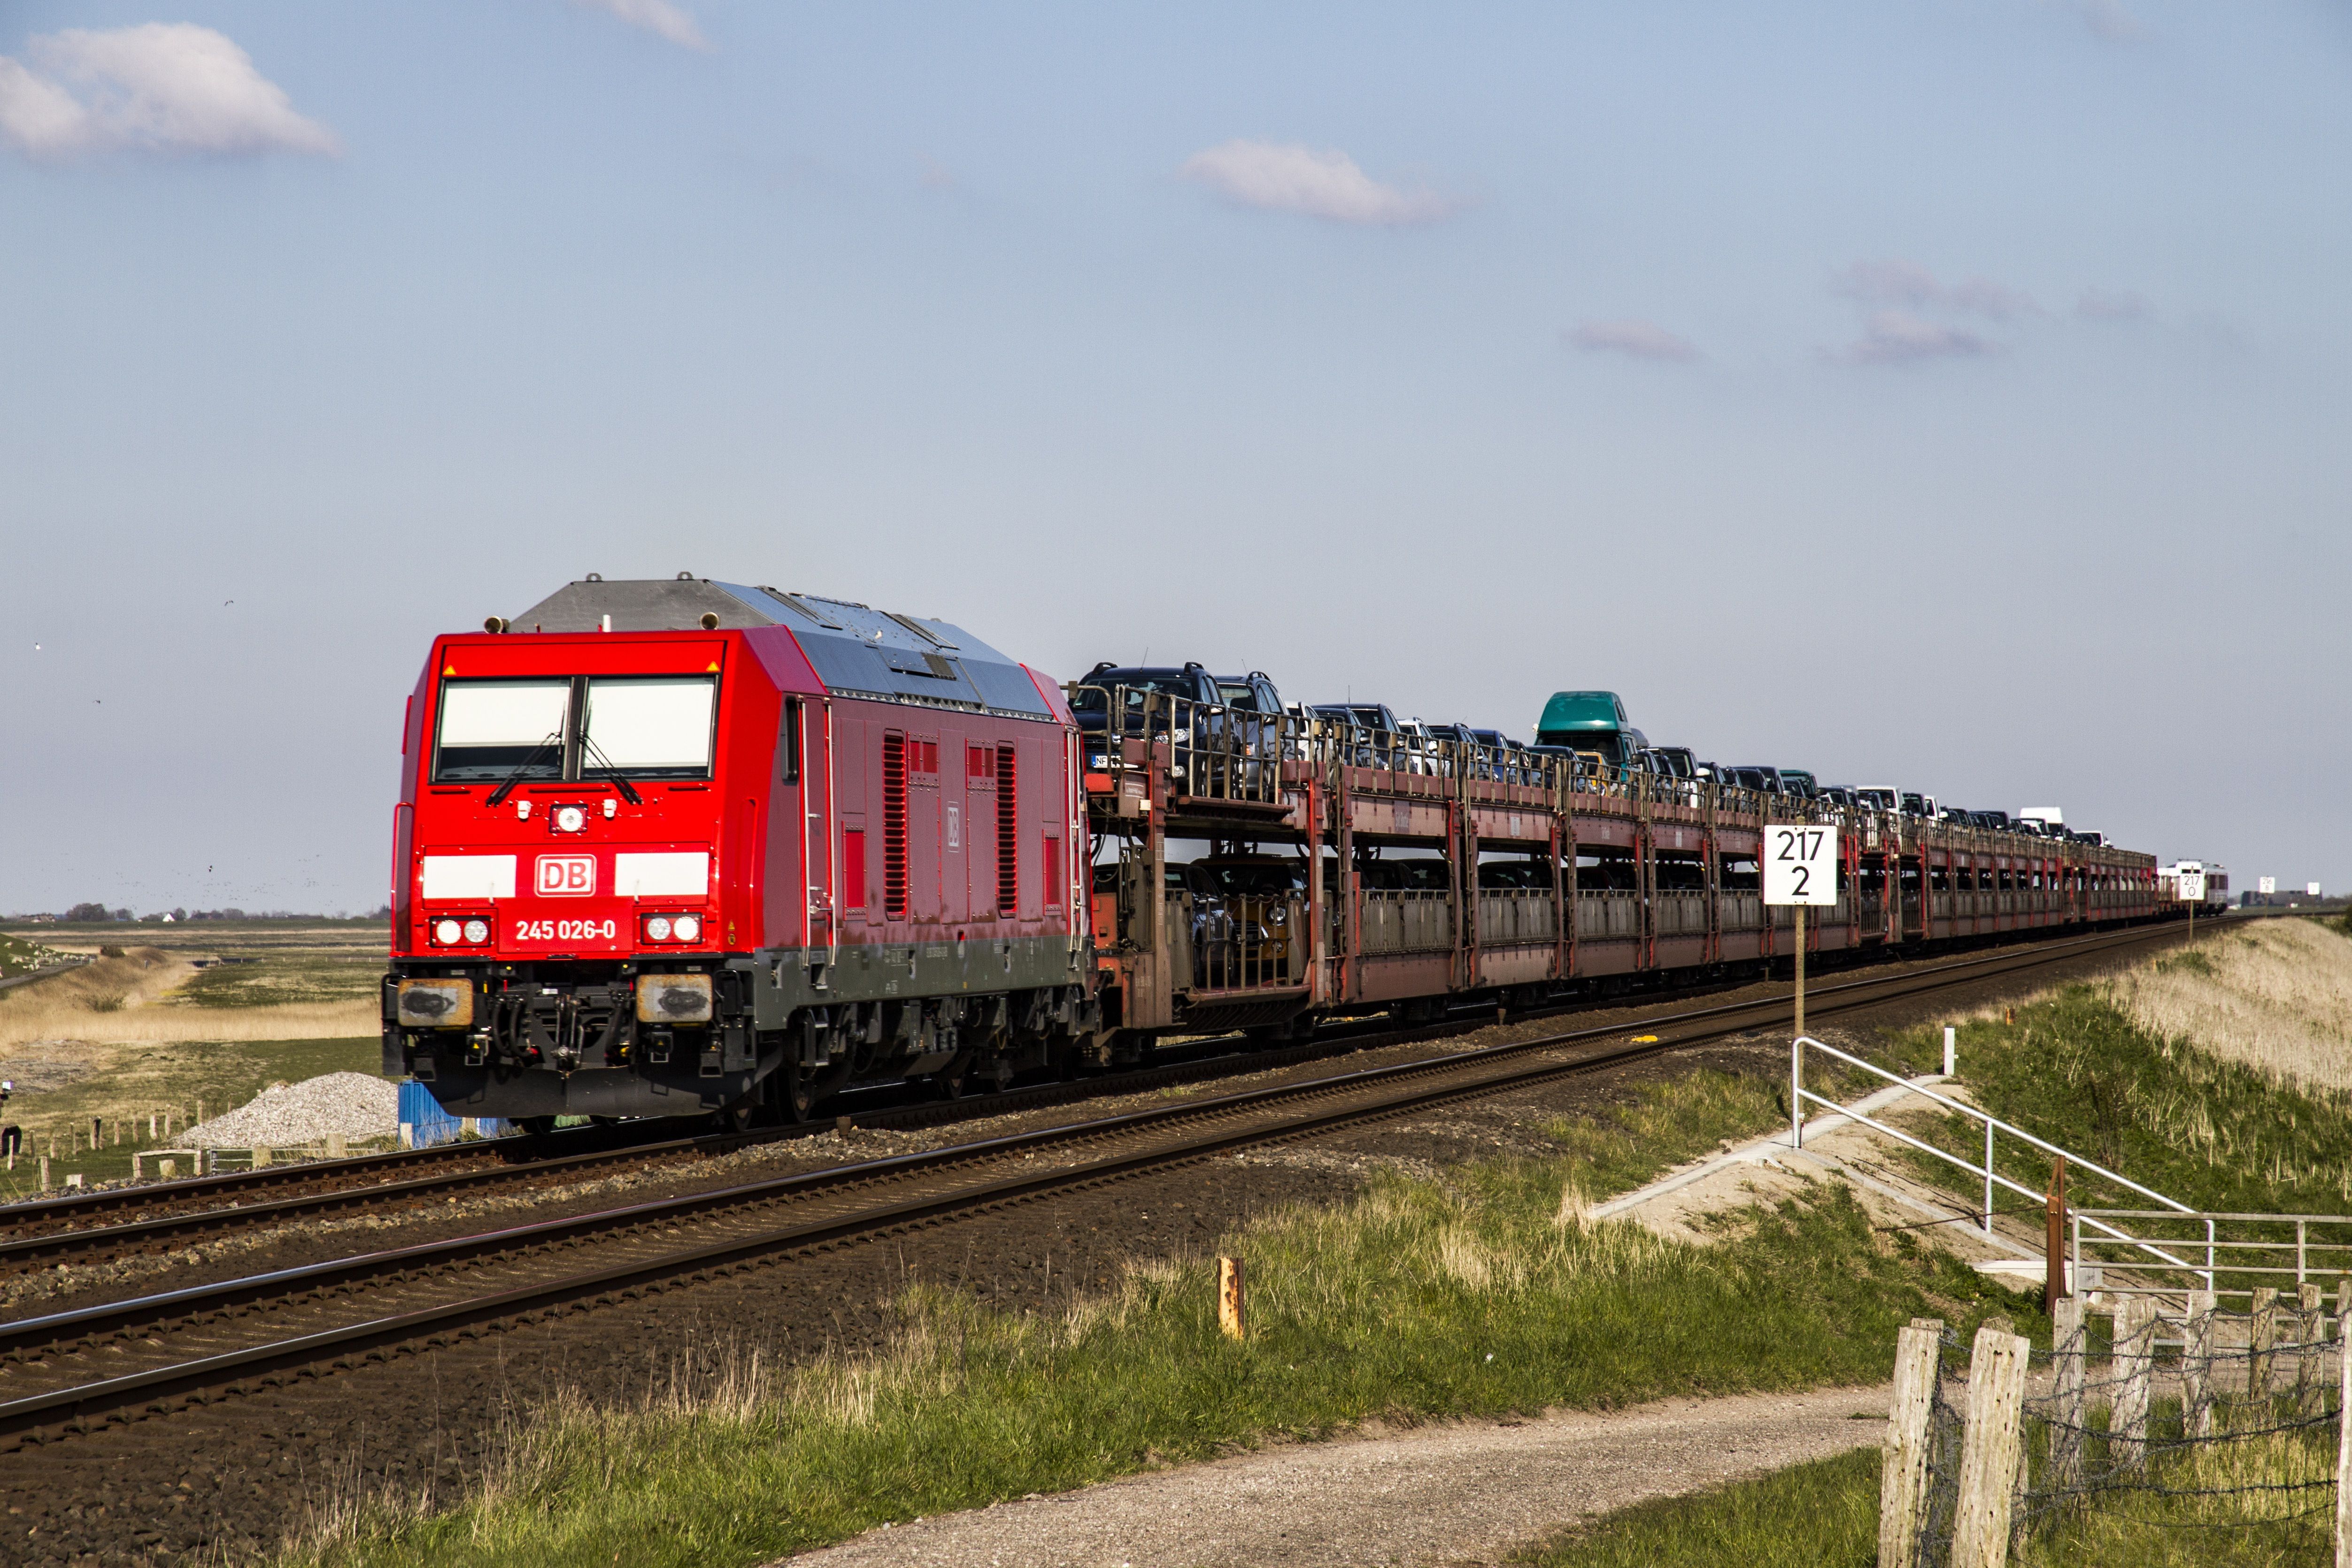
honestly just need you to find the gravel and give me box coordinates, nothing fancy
[184,1071,399,1149]
[778,1386,1891,1568]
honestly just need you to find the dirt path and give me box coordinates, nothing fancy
[776,1385,1888,1568]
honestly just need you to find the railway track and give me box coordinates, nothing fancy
[0,917,2182,1449]
[0,920,2181,1273]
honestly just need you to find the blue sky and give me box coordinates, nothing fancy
[2,1,2346,914]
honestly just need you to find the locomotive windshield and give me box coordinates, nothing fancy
[432,674,718,784]
[433,680,571,782]
[580,677,718,780]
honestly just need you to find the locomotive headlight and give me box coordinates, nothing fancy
[462,918,490,944]
[645,915,673,942]
[515,798,533,820]
[434,918,463,944]
[602,797,618,819]
[553,804,587,834]
[673,913,702,942]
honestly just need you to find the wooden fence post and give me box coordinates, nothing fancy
[2111,1296,2155,1468]
[2253,1287,2280,1405]
[1879,1318,1943,1568]
[2044,1158,2068,1311]
[2303,1283,2327,1419]
[2336,1310,2352,1568]
[1217,1255,1245,1340]
[2184,1290,2217,1439]
[2050,1296,2085,1495]
[1949,1322,2032,1568]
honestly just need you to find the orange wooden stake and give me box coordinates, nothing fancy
[1218,1255,1246,1341]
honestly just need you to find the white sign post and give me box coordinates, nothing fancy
[1767,824,1838,1149]
[2176,867,2205,943]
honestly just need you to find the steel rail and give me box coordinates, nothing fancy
[0,919,2175,1267]
[0,917,2185,1444]
[6,911,2212,1234]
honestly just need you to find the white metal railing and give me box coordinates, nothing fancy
[1789,1034,2207,1285]
[2072,1210,2352,1305]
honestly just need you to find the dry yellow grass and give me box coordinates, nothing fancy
[2109,919,2352,1092]
[0,948,376,1051]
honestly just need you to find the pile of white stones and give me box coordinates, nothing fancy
[184,1072,399,1149]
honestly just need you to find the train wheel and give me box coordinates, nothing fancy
[518,1116,558,1138]
[780,1066,817,1124]
[932,1061,970,1099]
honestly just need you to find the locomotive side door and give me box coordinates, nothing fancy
[765,696,833,955]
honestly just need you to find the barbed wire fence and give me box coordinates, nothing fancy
[1879,1288,2352,1568]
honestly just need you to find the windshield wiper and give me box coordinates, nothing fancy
[578,732,644,804]
[486,731,563,807]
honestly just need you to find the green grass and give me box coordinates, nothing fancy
[1877,984,2352,1218]
[1511,1446,1881,1567]
[0,1036,384,1200]
[1513,1429,2328,1568]
[285,1064,2036,1568]
[1544,1064,1788,1199]
[170,954,384,1009]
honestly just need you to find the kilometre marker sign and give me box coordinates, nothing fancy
[1765,824,1840,907]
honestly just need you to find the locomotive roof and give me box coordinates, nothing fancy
[510,576,1054,718]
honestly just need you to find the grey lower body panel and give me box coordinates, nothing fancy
[750,933,1090,1029]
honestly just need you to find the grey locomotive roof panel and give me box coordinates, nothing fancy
[511,576,776,633]
[505,577,1051,718]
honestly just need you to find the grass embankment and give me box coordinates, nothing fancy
[0,932,74,979]
[282,1064,2032,1568]
[1554,927,2352,1565]
[2109,917,2352,1093]
[1882,976,2352,1219]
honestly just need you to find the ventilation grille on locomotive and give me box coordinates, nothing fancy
[883,731,909,920]
[996,742,1018,915]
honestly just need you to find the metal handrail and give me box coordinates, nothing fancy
[1789,1034,2206,1285]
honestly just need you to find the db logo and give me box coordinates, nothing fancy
[535,854,596,897]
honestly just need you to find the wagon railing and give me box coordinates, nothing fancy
[1074,685,1294,808]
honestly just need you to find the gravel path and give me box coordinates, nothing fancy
[777,1385,1889,1568]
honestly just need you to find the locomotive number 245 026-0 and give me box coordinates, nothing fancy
[513,919,618,943]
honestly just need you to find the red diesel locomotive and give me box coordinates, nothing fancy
[384,576,1095,1129]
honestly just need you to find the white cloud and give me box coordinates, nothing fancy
[1565,319,1700,363]
[1832,258,2037,319]
[1835,310,1992,365]
[2075,286,2152,322]
[572,0,710,52]
[1831,258,1942,309]
[0,24,337,160]
[1180,139,1459,226]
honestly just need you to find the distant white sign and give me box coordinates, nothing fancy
[2259,877,2277,896]
[2311,883,2324,898]
[1765,824,1839,906]
[2177,871,2206,902]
